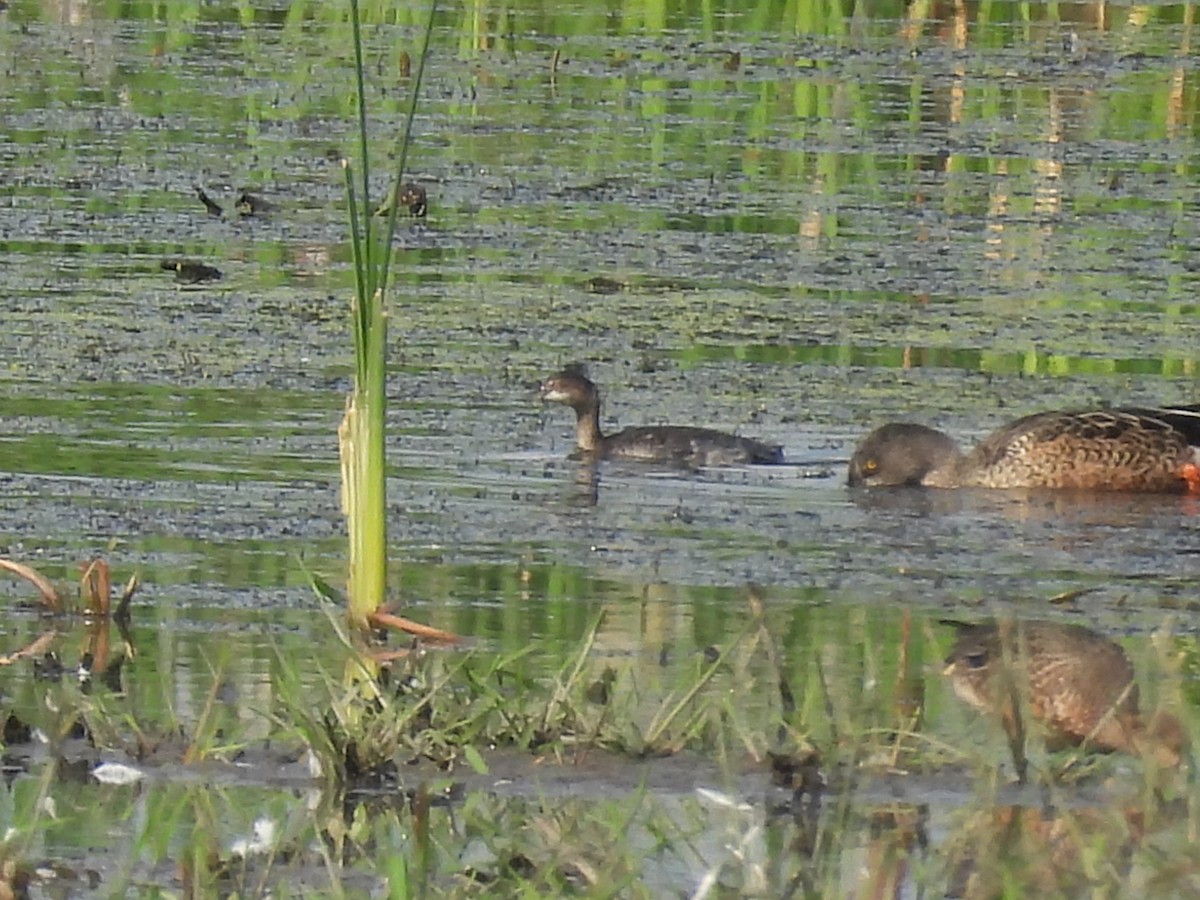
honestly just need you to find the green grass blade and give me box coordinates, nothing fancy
[342,160,369,368]
[379,0,439,293]
[349,0,373,283]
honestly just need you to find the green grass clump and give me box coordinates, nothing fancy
[338,0,437,627]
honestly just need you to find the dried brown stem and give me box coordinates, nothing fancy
[368,610,461,646]
[0,559,63,613]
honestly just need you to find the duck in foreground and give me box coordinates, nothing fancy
[848,406,1200,492]
[539,368,784,467]
[944,620,1186,771]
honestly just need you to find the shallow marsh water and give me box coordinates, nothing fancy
[3,0,1200,894]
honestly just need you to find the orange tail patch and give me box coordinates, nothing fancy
[1182,461,1200,494]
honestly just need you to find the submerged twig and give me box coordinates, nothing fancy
[0,630,58,666]
[297,556,462,647]
[814,652,839,751]
[115,573,139,626]
[544,611,604,732]
[184,656,231,765]
[370,609,462,646]
[80,557,112,617]
[0,558,63,612]
[745,583,796,743]
[642,618,756,752]
[995,624,1030,784]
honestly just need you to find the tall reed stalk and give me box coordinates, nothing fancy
[339,0,437,628]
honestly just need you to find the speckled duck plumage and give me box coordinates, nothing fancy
[539,368,783,467]
[943,619,1185,767]
[848,406,1200,492]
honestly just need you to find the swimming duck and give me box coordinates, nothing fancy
[848,406,1200,492]
[539,368,783,467]
[235,191,274,216]
[374,182,427,217]
[944,619,1185,770]
[161,259,223,284]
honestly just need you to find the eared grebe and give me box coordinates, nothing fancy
[848,406,1200,491]
[539,368,783,467]
[943,620,1184,769]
